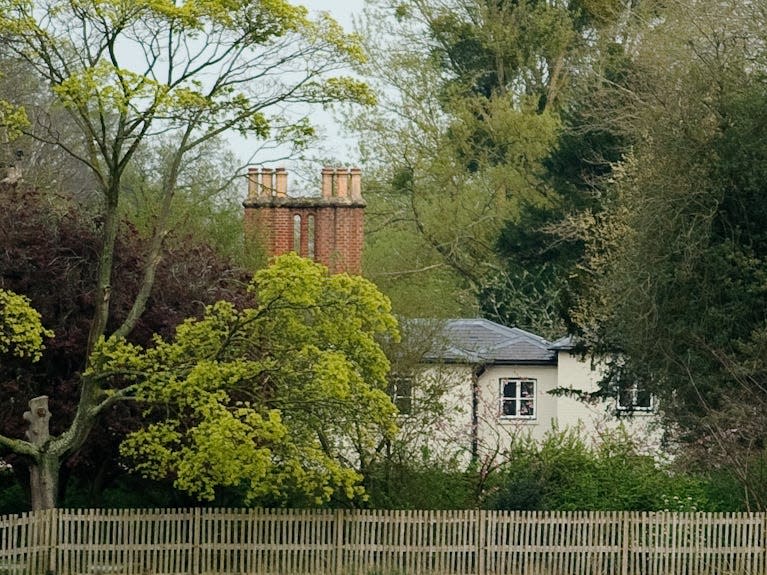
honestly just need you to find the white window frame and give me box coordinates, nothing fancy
[616,382,654,412]
[499,378,536,420]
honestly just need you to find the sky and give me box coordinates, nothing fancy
[235,0,370,177]
[300,0,368,164]
[303,0,364,157]
[299,0,365,29]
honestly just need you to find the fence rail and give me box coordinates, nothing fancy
[1,508,765,574]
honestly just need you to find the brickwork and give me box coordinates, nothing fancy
[243,167,365,275]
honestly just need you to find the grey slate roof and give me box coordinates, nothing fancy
[548,335,575,351]
[424,319,556,364]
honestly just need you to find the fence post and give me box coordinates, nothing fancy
[191,508,201,575]
[35,508,52,575]
[476,509,486,575]
[762,513,767,575]
[334,509,345,574]
[621,512,630,575]
[48,508,59,575]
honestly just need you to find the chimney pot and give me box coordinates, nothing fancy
[247,167,259,199]
[275,167,288,197]
[261,167,274,197]
[335,168,349,199]
[321,167,333,198]
[350,167,362,200]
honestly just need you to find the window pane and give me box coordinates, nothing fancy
[636,388,652,408]
[520,381,534,397]
[307,215,315,260]
[500,379,536,418]
[617,382,653,410]
[389,376,413,415]
[395,395,412,415]
[618,388,633,408]
[519,400,534,416]
[292,214,301,253]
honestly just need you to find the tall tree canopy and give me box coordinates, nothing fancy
[569,0,767,505]
[354,0,631,335]
[0,0,374,509]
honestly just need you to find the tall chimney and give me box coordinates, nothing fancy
[243,165,366,275]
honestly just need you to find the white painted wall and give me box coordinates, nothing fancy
[554,351,662,451]
[395,364,474,464]
[399,352,663,466]
[475,364,559,450]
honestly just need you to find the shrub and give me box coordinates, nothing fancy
[491,427,722,511]
[363,452,474,509]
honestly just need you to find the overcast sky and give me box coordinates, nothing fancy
[232,0,369,178]
[299,0,364,28]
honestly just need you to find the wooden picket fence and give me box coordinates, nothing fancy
[0,508,765,575]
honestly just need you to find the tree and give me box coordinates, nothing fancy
[112,254,399,504]
[354,0,563,316]
[353,0,631,333]
[0,180,256,506]
[568,0,767,505]
[0,287,54,509]
[0,0,373,509]
[3,246,399,506]
[481,42,631,337]
[119,135,255,267]
[0,51,98,200]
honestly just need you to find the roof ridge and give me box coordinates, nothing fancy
[508,326,552,346]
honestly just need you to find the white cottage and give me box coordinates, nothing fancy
[396,319,660,464]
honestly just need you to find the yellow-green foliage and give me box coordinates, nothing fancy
[115,254,399,504]
[0,289,53,362]
[0,0,373,148]
[0,98,29,140]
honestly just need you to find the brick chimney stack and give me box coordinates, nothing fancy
[243,167,365,275]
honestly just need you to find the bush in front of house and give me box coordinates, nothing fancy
[362,449,475,510]
[490,427,732,512]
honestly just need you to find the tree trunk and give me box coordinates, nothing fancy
[24,396,60,510]
[29,451,60,510]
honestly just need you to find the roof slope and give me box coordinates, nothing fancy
[424,319,556,364]
[548,335,575,351]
